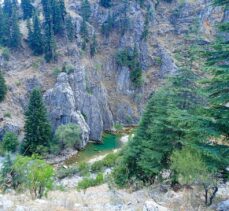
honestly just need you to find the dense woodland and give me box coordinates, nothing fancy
[0,0,228,207]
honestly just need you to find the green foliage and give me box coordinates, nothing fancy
[100,0,111,8]
[44,21,57,62]
[28,13,44,55]
[80,19,89,50]
[2,132,19,153]
[77,173,104,190]
[62,63,75,74]
[116,47,143,87]
[201,3,229,139]
[0,71,7,102]
[81,0,91,21]
[66,15,74,42]
[0,154,20,191]
[13,155,54,199]
[22,89,52,155]
[1,47,10,60]
[101,13,115,38]
[90,33,97,57]
[78,162,90,176]
[91,153,119,173]
[171,146,222,206]
[21,0,33,19]
[171,147,209,185]
[55,123,81,149]
[56,165,78,179]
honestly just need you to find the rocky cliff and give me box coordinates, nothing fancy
[0,0,225,143]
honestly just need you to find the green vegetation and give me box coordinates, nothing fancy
[116,47,143,87]
[28,13,44,56]
[56,165,79,179]
[91,153,118,173]
[22,89,52,155]
[101,12,115,38]
[81,0,91,22]
[2,132,19,153]
[55,123,82,149]
[21,0,33,19]
[77,173,104,190]
[1,47,10,60]
[100,0,111,8]
[112,2,229,207]
[0,71,7,102]
[0,0,21,49]
[13,156,54,199]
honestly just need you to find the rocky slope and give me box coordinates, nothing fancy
[0,0,226,144]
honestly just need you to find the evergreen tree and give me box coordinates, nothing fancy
[0,7,10,46]
[66,15,74,42]
[53,0,65,35]
[9,8,21,48]
[44,21,56,62]
[90,33,97,57]
[22,89,52,155]
[21,0,33,19]
[202,0,229,139]
[100,0,111,8]
[81,0,91,22]
[3,0,13,17]
[28,13,44,55]
[101,12,115,38]
[80,19,89,49]
[0,71,7,102]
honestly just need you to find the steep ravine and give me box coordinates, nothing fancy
[0,0,225,145]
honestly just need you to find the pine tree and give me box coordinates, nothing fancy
[100,0,111,8]
[202,0,229,139]
[9,8,21,48]
[22,89,52,155]
[3,0,13,17]
[80,19,89,49]
[0,6,10,46]
[0,71,7,102]
[101,12,115,38]
[90,33,97,57]
[44,21,56,62]
[28,13,44,55]
[53,0,65,35]
[66,15,74,42]
[81,0,91,22]
[21,0,33,19]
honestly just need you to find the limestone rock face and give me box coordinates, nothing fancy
[44,73,90,148]
[45,65,114,141]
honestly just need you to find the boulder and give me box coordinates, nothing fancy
[143,200,169,211]
[217,200,229,211]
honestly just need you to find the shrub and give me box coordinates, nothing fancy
[91,160,104,173]
[91,153,119,173]
[62,63,75,74]
[4,112,11,118]
[78,162,90,176]
[77,173,104,190]
[1,48,10,61]
[2,132,19,153]
[103,153,118,167]
[52,67,62,77]
[115,47,143,87]
[55,124,81,149]
[56,165,78,179]
[13,155,54,199]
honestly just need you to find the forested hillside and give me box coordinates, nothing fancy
[0,0,228,210]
